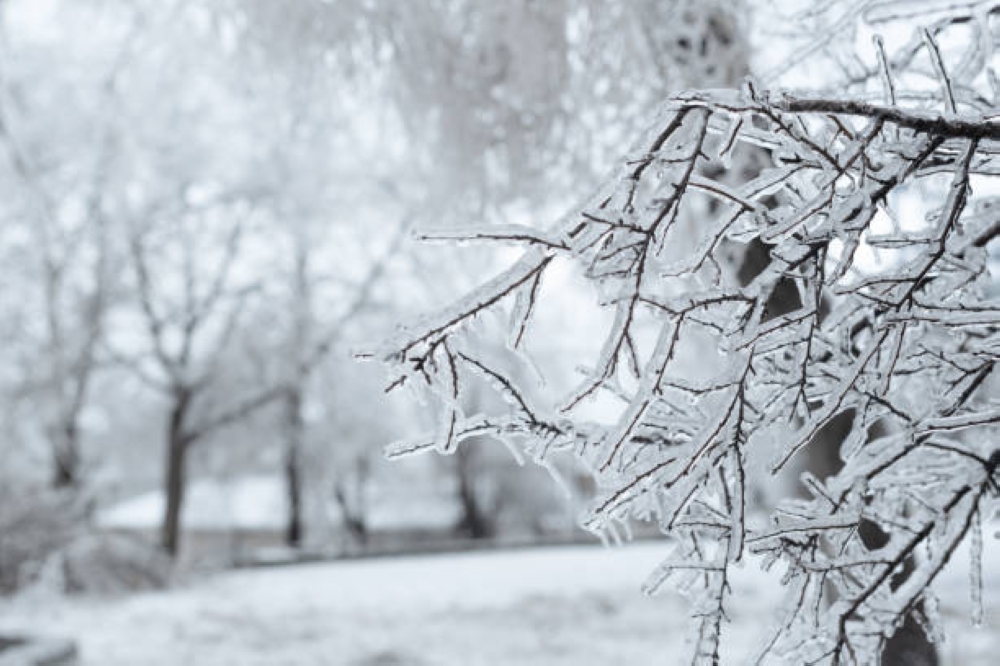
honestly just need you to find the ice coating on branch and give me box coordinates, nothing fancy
[970,507,983,627]
[378,26,1000,664]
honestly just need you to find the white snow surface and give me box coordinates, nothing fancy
[1,540,997,665]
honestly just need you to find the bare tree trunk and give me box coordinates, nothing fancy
[161,438,186,558]
[454,443,496,539]
[338,502,367,547]
[332,460,369,548]
[51,422,80,489]
[161,387,192,558]
[283,388,304,547]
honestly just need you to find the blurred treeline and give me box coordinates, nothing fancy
[0,0,749,584]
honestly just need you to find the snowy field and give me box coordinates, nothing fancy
[1,540,998,665]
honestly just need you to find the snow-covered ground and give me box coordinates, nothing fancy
[1,540,997,665]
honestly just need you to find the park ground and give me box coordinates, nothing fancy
[1,539,998,665]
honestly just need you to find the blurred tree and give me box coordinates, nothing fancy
[0,0,764,565]
[0,0,136,489]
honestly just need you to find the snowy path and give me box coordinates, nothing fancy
[0,541,997,665]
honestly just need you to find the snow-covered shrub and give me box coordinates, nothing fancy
[58,532,171,594]
[0,485,170,595]
[0,486,77,593]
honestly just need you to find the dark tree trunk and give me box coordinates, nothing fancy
[880,613,938,666]
[454,443,496,539]
[161,387,192,558]
[332,465,369,548]
[51,422,80,489]
[161,437,186,558]
[283,388,304,548]
[342,510,367,547]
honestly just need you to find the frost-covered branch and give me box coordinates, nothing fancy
[378,26,1000,666]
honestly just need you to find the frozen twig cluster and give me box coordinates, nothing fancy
[377,21,1000,665]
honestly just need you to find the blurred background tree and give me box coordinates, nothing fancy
[0,0,756,575]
